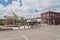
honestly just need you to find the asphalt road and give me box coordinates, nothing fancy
[0,25,60,40]
[19,29,60,40]
[0,30,26,40]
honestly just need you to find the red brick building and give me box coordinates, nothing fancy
[41,11,60,25]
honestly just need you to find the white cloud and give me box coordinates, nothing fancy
[0,4,5,10]
[6,1,20,10]
[0,0,60,18]
[5,0,8,2]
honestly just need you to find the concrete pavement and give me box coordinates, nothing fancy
[0,30,26,40]
[19,25,60,40]
[0,25,60,40]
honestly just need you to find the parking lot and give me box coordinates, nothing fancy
[0,25,60,40]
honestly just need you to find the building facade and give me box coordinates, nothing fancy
[41,11,60,25]
[26,17,41,25]
[3,12,18,27]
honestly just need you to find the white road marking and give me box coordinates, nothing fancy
[18,30,29,40]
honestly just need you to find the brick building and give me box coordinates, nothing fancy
[41,11,60,25]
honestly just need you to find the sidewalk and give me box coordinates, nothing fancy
[0,25,32,30]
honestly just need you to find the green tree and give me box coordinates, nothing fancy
[19,17,27,29]
[19,17,27,25]
[0,19,4,26]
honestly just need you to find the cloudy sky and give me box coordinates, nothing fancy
[0,0,60,19]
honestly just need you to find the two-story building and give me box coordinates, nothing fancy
[41,11,60,25]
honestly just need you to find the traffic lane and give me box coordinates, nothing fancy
[0,30,26,40]
[19,29,60,40]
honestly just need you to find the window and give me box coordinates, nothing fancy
[50,13,55,18]
[42,14,46,18]
[47,13,49,18]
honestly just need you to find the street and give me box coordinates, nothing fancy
[0,30,26,40]
[0,25,60,40]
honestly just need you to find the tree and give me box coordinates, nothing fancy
[19,17,26,25]
[19,17,27,29]
[0,19,4,26]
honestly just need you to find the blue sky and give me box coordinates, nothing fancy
[0,0,60,19]
[0,0,22,7]
[0,0,12,7]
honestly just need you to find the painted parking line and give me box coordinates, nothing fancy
[18,30,29,40]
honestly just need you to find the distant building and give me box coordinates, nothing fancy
[36,17,41,24]
[41,11,60,25]
[26,17,41,25]
[3,12,19,27]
